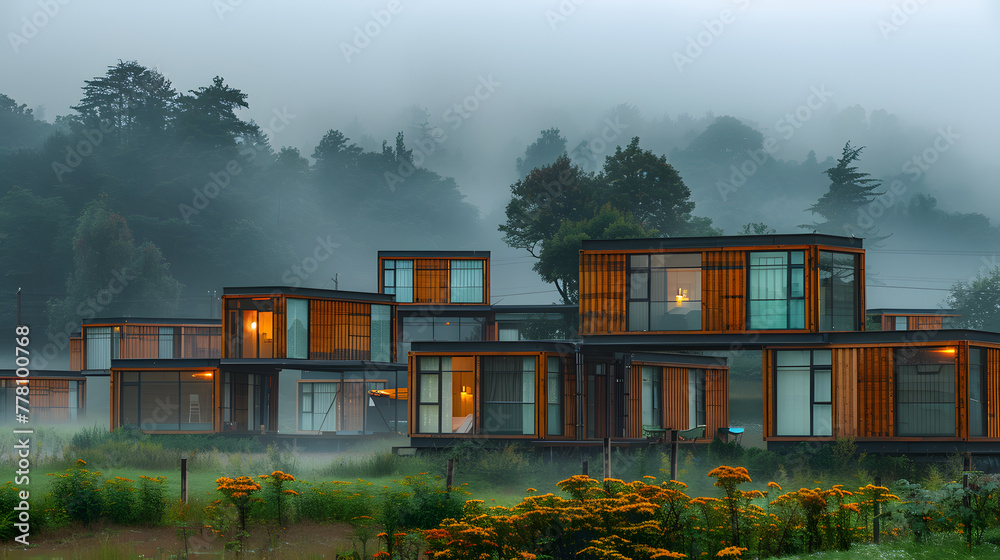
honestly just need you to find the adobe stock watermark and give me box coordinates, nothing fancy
[340,0,404,64]
[878,0,931,40]
[545,0,586,30]
[717,84,834,201]
[213,0,244,21]
[570,117,629,170]
[178,106,296,223]
[385,75,500,191]
[673,0,751,73]
[842,126,959,238]
[8,0,72,54]
[280,235,342,287]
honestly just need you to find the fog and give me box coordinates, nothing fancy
[2,0,999,325]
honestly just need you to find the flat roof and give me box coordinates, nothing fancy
[583,329,1000,351]
[582,233,863,251]
[378,250,490,258]
[83,317,220,326]
[411,341,579,353]
[867,308,958,315]
[218,359,406,372]
[223,287,394,302]
[0,369,86,379]
[112,359,220,369]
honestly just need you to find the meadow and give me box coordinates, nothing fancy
[2,426,1000,559]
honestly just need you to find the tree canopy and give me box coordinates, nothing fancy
[947,267,1000,332]
[501,136,717,303]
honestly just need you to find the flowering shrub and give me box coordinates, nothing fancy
[420,466,922,559]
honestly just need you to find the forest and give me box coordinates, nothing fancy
[3,60,1000,366]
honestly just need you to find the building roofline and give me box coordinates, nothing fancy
[866,308,959,315]
[223,286,395,302]
[581,233,863,251]
[82,317,220,326]
[378,250,491,258]
[112,359,221,369]
[411,341,580,353]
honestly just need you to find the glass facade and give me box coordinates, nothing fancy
[400,315,485,357]
[119,371,214,431]
[627,254,702,331]
[969,348,987,438]
[286,298,309,359]
[450,260,485,303]
[86,326,120,370]
[688,369,706,429]
[895,348,956,437]
[547,357,564,436]
[370,304,392,363]
[298,381,337,431]
[383,260,414,302]
[819,251,859,331]
[481,356,535,435]
[749,251,805,330]
[774,350,832,436]
[641,366,662,427]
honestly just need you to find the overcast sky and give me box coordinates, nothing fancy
[3,0,998,306]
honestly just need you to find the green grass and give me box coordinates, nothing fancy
[780,534,1000,559]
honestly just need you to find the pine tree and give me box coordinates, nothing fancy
[806,142,883,237]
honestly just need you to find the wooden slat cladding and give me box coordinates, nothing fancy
[703,250,745,332]
[121,326,158,359]
[70,337,83,371]
[857,347,894,437]
[662,366,689,430]
[988,348,1000,438]
[579,252,626,334]
[309,300,372,360]
[274,296,286,359]
[706,368,728,439]
[956,344,968,439]
[414,259,450,304]
[833,348,860,437]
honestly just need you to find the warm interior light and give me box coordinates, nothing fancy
[675,288,689,305]
[194,371,214,378]
[461,385,470,394]
[933,347,957,354]
[250,321,257,330]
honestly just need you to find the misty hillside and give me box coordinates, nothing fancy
[1,1,997,364]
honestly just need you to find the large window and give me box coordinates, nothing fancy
[641,366,662,428]
[1,379,82,424]
[774,350,832,436]
[895,347,956,437]
[383,260,414,302]
[416,357,474,434]
[286,298,309,359]
[450,260,485,303]
[688,369,706,429]
[627,254,702,331]
[819,251,859,331]
[400,315,485,356]
[749,251,805,330]
[370,304,392,362]
[482,356,535,435]
[969,348,987,438]
[547,357,565,436]
[86,326,120,370]
[226,298,275,359]
[299,382,338,431]
[119,371,214,431]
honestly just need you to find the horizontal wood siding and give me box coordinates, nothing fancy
[415,259,449,304]
[858,347,894,437]
[309,300,372,360]
[663,367,689,430]
[579,252,626,334]
[706,368,728,439]
[833,348,860,438]
[703,250,745,332]
[988,348,1000,438]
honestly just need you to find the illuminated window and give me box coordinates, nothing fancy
[896,347,956,437]
[627,254,702,331]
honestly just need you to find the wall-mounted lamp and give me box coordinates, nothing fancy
[250,321,257,330]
